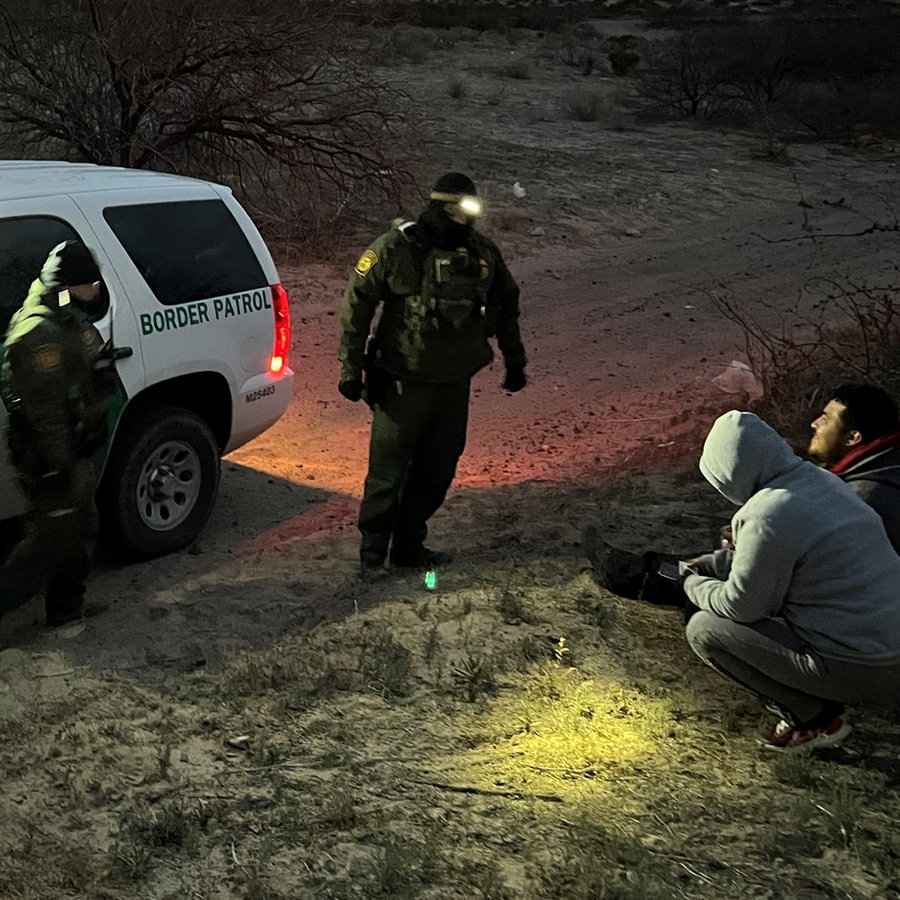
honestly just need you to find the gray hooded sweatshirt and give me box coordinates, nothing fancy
[685,411,900,664]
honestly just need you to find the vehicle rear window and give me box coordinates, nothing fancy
[0,217,84,335]
[104,199,266,306]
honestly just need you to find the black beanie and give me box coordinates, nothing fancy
[431,172,478,199]
[40,240,101,288]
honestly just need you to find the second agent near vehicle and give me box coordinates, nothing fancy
[0,161,294,561]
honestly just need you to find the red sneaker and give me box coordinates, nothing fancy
[761,716,852,751]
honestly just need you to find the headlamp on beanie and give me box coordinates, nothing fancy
[457,196,483,216]
[430,171,483,217]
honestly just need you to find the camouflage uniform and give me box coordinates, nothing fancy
[339,208,527,569]
[0,244,109,624]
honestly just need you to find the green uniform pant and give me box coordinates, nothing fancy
[359,378,470,565]
[0,459,98,620]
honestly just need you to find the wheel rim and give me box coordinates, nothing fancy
[136,439,203,532]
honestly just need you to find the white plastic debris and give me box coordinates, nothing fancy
[512,181,526,198]
[711,361,763,400]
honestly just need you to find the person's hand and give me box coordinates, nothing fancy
[502,364,527,393]
[338,379,364,402]
[719,524,734,548]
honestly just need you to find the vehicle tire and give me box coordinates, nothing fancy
[98,405,220,559]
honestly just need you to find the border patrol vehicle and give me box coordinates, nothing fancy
[0,161,294,558]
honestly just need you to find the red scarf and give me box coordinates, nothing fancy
[829,428,900,476]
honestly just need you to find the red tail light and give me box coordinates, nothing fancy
[270,282,291,374]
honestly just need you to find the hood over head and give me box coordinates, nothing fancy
[39,240,101,291]
[699,410,803,505]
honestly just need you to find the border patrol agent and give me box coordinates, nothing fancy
[338,172,528,579]
[1,241,111,627]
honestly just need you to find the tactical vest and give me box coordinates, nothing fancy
[421,245,488,330]
[390,224,493,378]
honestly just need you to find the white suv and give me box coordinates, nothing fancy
[0,161,294,558]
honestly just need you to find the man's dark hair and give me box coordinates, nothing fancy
[831,383,899,441]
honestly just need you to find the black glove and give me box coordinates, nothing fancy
[502,364,527,393]
[338,379,364,402]
[362,366,391,410]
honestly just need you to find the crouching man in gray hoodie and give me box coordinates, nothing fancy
[682,410,900,751]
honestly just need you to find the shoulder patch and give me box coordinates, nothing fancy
[354,250,378,277]
[33,343,62,372]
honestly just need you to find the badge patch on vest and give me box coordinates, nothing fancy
[33,343,62,372]
[354,250,378,277]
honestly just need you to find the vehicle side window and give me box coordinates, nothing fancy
[0,217,83,336]
[104,199,266,306]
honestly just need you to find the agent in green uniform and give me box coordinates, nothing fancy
[1,241,112,626]
[338,172,528,578]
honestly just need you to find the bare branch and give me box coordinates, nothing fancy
[0,0,414,228]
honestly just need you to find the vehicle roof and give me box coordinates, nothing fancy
[0,161,224,201]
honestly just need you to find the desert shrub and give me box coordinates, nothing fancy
[715,22,799,114]
[555,36,605,76]
[0,0,413,241]
[711,277,900,436]
[501,56,532,80]
[367,833,438,896]
[633,17,900,137]
[609,46,640,77]
[608,36,640,77]
[777,82,846,139]
[382,23,440,64]
[577,50,600,76]
[754,116,795,162]
[451,652,497,702]
[485,83,510,107]
[637,29,729,118]
[780,77,900,141]
[358,625,413,698]
[561,87,612,123]
[447,76,468,100]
